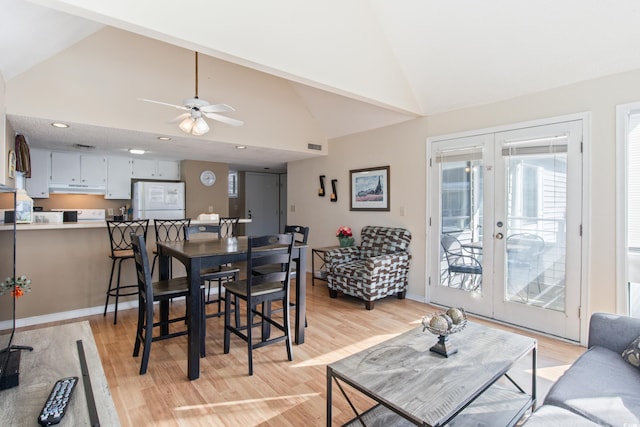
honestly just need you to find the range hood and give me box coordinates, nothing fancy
[48,183,107,195]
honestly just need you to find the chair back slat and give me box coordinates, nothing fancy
[107,219,149,255]
[284,225,309,245]
[130,233,153,307]
[218,217,239,238]
[246,234,295,290]
[154,219,191,242]
[185,224,220,240]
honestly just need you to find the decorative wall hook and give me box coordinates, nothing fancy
[319,175,326,197]
[331,179,338,202]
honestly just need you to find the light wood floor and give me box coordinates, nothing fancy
[35,275,585,426]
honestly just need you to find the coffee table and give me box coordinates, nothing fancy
[327,321,536,426]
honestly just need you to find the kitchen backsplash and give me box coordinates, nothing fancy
[34,194,129,214]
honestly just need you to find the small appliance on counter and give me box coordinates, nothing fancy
[196,213,220,222]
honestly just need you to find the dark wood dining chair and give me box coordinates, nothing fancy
[223,233,295,375]
[130,233,205,375]
[254,225,309,326]
[186,223,241,319]
[104,219,149,324]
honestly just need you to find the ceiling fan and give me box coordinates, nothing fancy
[138,51,244,136]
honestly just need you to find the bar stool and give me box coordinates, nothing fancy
[186,222,240,319]
[151,218,191,278]
[131,233,206,374]
[254,225,309,326]
[104,219,149,324]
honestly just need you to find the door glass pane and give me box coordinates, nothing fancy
[504,149,567,311]
[628,112,640,317]
[439,153,484,292]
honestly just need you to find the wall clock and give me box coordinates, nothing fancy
[200,170,216,186]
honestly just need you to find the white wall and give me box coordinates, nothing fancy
[6,27,327,157]
[1,71,6,185]
[289,67,640,317]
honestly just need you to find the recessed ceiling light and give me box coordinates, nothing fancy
[157,136,171,141]
[51,122,69,128]
[129,149,145,155]
[235,145,247,150]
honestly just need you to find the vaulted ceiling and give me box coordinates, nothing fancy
[3,0,640,170]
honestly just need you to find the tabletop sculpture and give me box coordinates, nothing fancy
[422,307,467,357]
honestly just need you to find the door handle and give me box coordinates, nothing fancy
[495,232,504,240]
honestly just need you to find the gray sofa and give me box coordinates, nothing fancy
[524,312,640,426]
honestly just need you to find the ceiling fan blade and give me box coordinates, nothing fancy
[200,103,235,114]
[169,112,191,123]
[202,112,244,127]
[137,98,189,111]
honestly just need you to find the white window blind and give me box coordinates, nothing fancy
[628,113,640,249]
[228,170,238,198]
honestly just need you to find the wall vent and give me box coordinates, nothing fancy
[308,143,322,151]
[73,143,96,150]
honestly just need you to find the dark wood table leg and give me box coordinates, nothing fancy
[158,250,170,337]
[187,259,202,380]
[295,247,307,344]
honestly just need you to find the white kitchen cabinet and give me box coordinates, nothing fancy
[81,155,107,185]
[131,158,156,179]
[132,159,180,180]
[50,152,80,184]
[26,149,50,198]
[50,152,106,186]
[106,156,132,199]
[157,160,180,179]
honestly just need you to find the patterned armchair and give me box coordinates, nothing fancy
[325,226,412,310]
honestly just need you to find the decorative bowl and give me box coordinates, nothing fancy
[422,308,468,336]
[421,308,468,357]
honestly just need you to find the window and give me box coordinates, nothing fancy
[228,170,238,198]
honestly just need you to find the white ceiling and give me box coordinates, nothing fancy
[3,0,640,171]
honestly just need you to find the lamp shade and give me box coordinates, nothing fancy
[192,117,210,136]
[179,117,195,133]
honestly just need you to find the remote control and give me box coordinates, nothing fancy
[38,376,78,426]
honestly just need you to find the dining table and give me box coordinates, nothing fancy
[157,236,308,381]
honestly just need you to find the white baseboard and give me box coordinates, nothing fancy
[0,288,205,331]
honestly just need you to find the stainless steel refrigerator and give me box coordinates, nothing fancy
[132,181,185,220]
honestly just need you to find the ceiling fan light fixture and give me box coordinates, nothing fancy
[179,116,195,133]
[191,117,210,136]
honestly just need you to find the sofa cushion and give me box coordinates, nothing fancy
[544,345,640,426]
[359,226,411,258]
[522,405,600,426]
[332,260,367,281]
[622,335,640,368]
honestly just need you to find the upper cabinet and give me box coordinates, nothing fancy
[132,159,180,180]
[24,151,180,198]
[26,149,50,198]
[106,156,132,199]
[50,152,106,186]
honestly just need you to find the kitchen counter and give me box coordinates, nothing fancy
[0,221,106,231]
[0,218,251,231]
[0,217,252,323]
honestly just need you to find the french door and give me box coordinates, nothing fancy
[428,119,583,340]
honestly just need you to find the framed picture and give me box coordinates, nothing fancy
[8,150,16,179]
[350,166,390,211]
